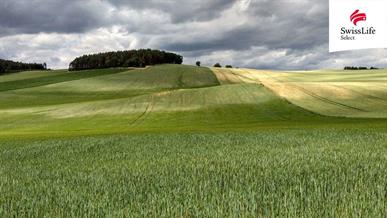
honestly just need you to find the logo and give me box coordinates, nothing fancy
[339,9,375,40]
[350,10,366,26]
[329,0,387,52]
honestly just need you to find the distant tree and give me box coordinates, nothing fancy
[344,66,359,70]
[370,67,379,70]
[225,65,233,68]
[196,61,201,67]
[69,49,183,71]
[213,63,222,68]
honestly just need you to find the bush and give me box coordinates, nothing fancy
[196,61,201,67]
[213,63,222,68]
[225,65,233,68]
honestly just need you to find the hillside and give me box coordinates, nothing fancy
[0,64,386,216]
[0,64,386,138]
[220,68,387,118]
[0,65,356,138]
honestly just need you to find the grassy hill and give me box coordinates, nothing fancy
[0,65,386,216]
[226,68,387,118]
[1,64,385,138]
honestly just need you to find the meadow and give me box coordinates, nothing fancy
[0,65,386,217]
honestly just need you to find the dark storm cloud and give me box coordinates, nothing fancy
[161,0,328,53]
[0,0,235,36]
[0,0,109,36]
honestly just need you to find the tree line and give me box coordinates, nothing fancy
[69,49,183,71]
[196,61,233,68]
[344,66,379,70]
[0,59,46,75]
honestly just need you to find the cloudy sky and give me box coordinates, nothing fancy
[0,0,386,70]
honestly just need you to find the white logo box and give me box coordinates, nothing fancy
[329,0,387,52]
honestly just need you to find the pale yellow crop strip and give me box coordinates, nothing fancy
[212,68,387,118]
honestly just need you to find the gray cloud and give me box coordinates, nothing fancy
[0,0,386,70]
[107,0,235,23]
[0,0,111,36]
[160,0,328,52]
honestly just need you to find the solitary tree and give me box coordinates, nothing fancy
[196,61,201,67]
[213,63,222,68]
[225,65,233,68]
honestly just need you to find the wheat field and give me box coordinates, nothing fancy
[0,65,386,217]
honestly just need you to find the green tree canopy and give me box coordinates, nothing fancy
[0,59,46,75]
[69,49,183,71]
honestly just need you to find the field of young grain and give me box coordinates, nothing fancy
[0,65,386,217]
[225,68,387,118]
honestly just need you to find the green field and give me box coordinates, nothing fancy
[0,65,386,217]
[228,68,387,118]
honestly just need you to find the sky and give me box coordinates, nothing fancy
[0,0,387,70]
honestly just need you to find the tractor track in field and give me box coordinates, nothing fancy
[332,85,387,102]
[259,71,368,113]
[129,95,155,127]
[230,71,260,84]
[295,85,368,112]
[223,69,289,121]
[128,68,220,127]
[235,69,326,118]
[212,68,246,84]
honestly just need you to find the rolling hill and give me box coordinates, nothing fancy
[1,64,386,138]
[224,68,387,118]
[0,64,386,216]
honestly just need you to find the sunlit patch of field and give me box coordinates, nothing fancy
[43,64,219,93]
[0,84,287,118]
[217,68,387,118]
